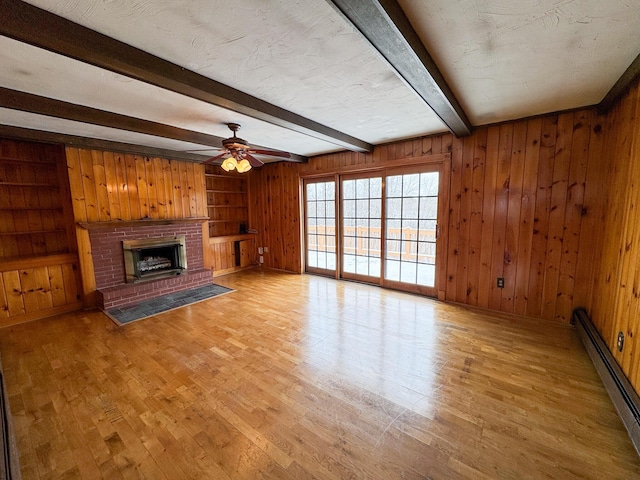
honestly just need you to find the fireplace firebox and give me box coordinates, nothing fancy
[122,236,187,283]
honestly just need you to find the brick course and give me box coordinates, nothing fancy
[89,222,211,310]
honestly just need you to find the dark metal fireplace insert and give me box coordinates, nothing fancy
[122,236,187,283]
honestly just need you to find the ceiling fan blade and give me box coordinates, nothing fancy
[245,153,264,167]
[203,152,227,164]
[248,149,291,159]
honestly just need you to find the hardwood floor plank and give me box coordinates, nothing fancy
[1,269,639,479]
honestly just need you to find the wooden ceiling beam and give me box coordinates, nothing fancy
[0,87,227,147]
[1,0,372,153]
[0,125,213,163]
[0,88,308,163]
[326,0,472,137]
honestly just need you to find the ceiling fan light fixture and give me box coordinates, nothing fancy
[236,159,252,173]
[221,157,237,171]
[207,123,284,171]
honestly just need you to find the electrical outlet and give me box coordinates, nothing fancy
[497,277,505,288]
[258,247,263,254]
[259,255,264,264]
[264,247,269,253]
[617,331,625,352]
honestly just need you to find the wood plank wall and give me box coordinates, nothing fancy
[0,254,81,327]
[446,110,606,323]
[65,148,209,305]
[591,81,640,393]
[65,148,208,223]
[248,162,305,273]
[0,139,82,326]
[248,107,607,324]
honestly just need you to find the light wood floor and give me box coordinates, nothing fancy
[1,269,640,479]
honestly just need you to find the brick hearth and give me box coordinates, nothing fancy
[86,220,212,310]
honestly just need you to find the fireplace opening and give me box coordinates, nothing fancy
[122,236,187,283]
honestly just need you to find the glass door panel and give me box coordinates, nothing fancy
[341,176,382,281]
[305,179,336,275]
[305,165,443,296]
[384,171,439,292]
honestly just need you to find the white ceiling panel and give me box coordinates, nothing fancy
[400,0,640,125]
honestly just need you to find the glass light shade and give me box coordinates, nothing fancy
[221,157,237,171]
[236,159,252,173]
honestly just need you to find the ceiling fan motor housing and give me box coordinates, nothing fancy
[222,123,250,151]
[207,122,288,167]
[222,137,250,151]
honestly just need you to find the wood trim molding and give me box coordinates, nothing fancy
[78,217,209,230]
[0,253,79,272]
[300,152,451,178]
[0,302,83,329]
[599,52,640,113]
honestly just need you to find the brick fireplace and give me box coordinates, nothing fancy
[83,219,212,310]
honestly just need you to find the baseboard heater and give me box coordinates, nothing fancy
[573,307,640,456]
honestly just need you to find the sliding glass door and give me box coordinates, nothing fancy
[341,175,382,282]
[383,169,439,296]
[303,164,444,297]
[305,179,336,275]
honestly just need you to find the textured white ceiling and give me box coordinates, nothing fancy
[0,36,338,155]
[401,0,640,125]
[1,0,639,160]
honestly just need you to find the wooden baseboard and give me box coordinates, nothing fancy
[213,265,257,277]
[573,308,640,457]
[0,302,83,329]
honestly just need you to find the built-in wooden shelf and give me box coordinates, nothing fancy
[0,229,65,236]
[208,233,256,244]
[0,206,63,211]
[205,168,249,238]
[0,156,58,166]
[204,165,254,273]
[0,139,80,326]
[0,182,59,187]
[206,189,246,194]
[204,172,246,179]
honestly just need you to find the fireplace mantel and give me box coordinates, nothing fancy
[78,217,208,230]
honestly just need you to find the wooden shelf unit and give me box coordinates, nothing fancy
[0,147,73,259]
[0,140,82,326]
[205,166,249,237]
[208,234,257,276]
[204,166,257,275]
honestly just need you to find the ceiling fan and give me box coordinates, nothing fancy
[205,123,292,172]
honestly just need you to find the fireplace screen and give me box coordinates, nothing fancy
[122,236,187,283]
